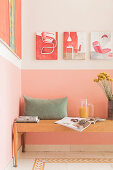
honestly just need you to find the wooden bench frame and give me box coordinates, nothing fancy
[14,120,113,167]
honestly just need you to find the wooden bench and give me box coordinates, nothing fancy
[14,120,113,167]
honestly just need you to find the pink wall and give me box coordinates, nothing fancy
[0,56,21,170]
[0,0,21,58]
[0,0,9,45]
[21,70,113,145]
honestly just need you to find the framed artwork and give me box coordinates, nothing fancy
[63,32,86,60]
[36,32,58,60]
[9,0,15,51]
[91,32,113,60]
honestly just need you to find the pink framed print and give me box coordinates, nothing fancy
[36,32,58,60]
[91,32,113,60]
[63,32,86,60]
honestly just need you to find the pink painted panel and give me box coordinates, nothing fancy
[25,132,113,145]
[0,56,21,170]
[0,0,21,58]
[21,70,113,144]
[0,0,9,45]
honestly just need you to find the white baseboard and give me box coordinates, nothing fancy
[25,145,113,152]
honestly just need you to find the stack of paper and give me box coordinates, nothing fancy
[16,116,39,123]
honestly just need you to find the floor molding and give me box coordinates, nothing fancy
[25,145,113,152]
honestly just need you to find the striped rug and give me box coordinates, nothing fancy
[33,158,113,170]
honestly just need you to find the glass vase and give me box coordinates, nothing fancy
[108,100,113,120]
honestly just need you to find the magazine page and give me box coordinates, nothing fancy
[55,117,91,132]
[55,117,105,132]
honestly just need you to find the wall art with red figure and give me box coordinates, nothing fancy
[63,32,86,60]
[91,32,113,60]
[36,32,58,60]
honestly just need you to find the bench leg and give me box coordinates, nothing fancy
[22,133,26,152]
[14,124,18,167]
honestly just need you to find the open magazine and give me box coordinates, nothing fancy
[55,117,105,132]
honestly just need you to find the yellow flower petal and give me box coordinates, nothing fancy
[94,79,99,82]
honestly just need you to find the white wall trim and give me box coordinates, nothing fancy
[21,60,113,70]
[0,39,20,59]
[0,39,21,69]
[25,145,113,152]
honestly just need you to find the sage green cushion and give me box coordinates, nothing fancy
[24,96,68,120]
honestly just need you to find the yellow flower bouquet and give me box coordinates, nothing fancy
[94,72,113,101]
